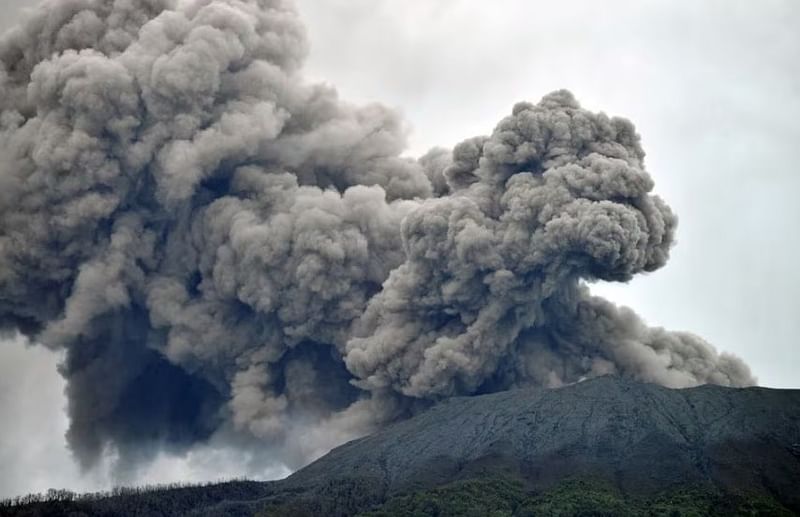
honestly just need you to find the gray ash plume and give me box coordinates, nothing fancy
[0,0,753,473]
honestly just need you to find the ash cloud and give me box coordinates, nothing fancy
[0,0,753,472]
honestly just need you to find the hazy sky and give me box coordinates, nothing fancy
[1,0,798,499]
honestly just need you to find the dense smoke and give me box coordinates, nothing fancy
[0,0,753,473]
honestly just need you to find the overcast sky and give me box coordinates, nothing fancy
[1,0,798,499]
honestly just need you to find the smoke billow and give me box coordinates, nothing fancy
[0,0,753,473]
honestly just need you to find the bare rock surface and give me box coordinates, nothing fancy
[286,376,800,503]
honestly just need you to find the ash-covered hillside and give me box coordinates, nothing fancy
[288,376,800,494]
[274,375,800,514]
[5,376,800,516]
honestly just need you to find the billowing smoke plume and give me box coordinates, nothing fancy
[0,0,753,472]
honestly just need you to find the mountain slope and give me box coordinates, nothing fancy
[282,376,800,512]
[4,376,800,516]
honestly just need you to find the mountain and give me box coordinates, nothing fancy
[4,376,800,516]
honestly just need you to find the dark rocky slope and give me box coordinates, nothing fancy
[4,376,800,516]
[283,376,800,511]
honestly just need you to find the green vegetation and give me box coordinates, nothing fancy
[356,477,795,517]
[258,477,386,517]
[359,478,524,517]
[4,476,794,516]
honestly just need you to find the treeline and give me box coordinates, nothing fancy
[360,477,797,517]
[1,479,246,507]
[256,476,798,517]
[0,479,269,516]
[5,474,796,516]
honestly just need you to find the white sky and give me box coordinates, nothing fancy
[1,0,798,499]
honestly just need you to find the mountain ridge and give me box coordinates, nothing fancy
[286,375,800,498]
